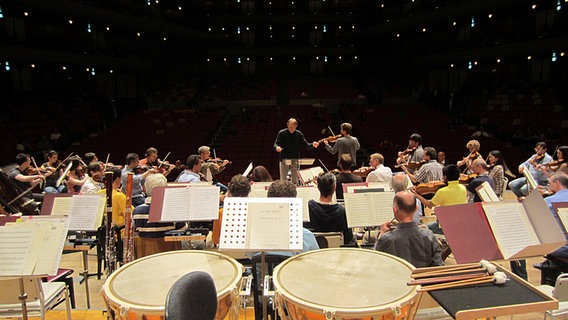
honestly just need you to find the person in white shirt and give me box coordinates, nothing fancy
[365,153,392,184]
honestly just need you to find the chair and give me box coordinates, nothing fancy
[45,268,75,309]
[0,276,71,320]
[313,232,343,248]
[165,271,217,320]
[537,273,568,319]
[501,177,509,200]
[251,253,290,320]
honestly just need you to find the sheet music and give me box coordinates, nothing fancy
[0,224,44,275]
[188,186,220,220]
[344,192,394,227]
[298,168,316,185]
[523,169,538,190]
[483,202,540,259]
[309,166,324,178]
[250,182,271,198]
[243,162,253,177]
[476,181,500,202]
[296,186,317,222]
[69,194,105,230]
[557,208,568,235]
[161,186,220,221]
[19,217,69,275]
[246,202,290,250]
[52,197,73,216]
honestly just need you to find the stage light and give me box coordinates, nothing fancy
[110,70,113,74]
[137,32,141,36]
[422,27,426,32]
[552,52,557,62]
[24,12,29,17]
[497,59,501,63]
[532,4,537,9]
[488,13,493,18]
[450,64,454,68]
[163,37,167,41]
[31,64,35,68]
[62,66,67,70]
[452,21,457,26]
[5,61,10,71]
[106,26,110,31]
[68,20,73,24]
[396,33,400,38]
[527,56,532,60]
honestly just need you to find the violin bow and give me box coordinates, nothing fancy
[31,157,45,189]
[159,151,171,169]
[327,125,337,137]
[104,153,111,170]
[54,152,74,171]
[318,158,330,173]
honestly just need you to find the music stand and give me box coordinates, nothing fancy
[219,197,303,320]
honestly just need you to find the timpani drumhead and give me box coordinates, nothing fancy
[102,250,242,315]
[273,248,417,315]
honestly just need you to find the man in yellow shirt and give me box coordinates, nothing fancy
[97,166,132,229]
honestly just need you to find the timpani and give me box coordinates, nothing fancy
[272,248,418,320]
[101,250,243,320]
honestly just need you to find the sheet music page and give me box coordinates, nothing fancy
[557,208,568,235]
[0,224,44,275]
[243,162,253,177]
[19,217,69,275]
[476,181,500,202]
[346,184,369,194]
[52,197,73,216]
[296,186,317,222]
[298,168,314,185]
[483,202,540,259]
[523,169,538,190]
[69,194,105,230]
[249,189,268,198]
[161,187,191,221]
[246,202,290,250]
[310,166,324,178]
[371,191,395,223]
[344,193,379,227]
[188,186,220,220]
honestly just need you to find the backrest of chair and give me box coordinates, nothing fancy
[553,273,568,301]
[165,271,217,320]
[501,177,509,198]
[313,232,343,248]
[0,276,41,305]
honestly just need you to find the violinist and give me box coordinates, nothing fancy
[66,159,88,194]
[437,151,446,166]
[122,153,157,206]
[400,147,442,185]
[139,147,171,174]
[84,152,99,164]
[396,133,424,173]
[508,142,552,200]
[41,150,67,194]
[457,140,482,173]
[487,150,511,198]
[177,155,203,183]
[323,123,360,167]
[365,153,393,184]
[198,146,229,192]
[467,159,495,203]
[8,153,49,204]
[334,154,362,200]
[250,165,273,182]
[537,145,568,178]
[80,162,105,194]
[411,164,466,210]
[274,118,319,185]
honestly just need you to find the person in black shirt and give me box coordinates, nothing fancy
[274,118,319,185]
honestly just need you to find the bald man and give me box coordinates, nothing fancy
[374,191,443,267]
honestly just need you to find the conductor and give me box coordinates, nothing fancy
[274,118,319,185]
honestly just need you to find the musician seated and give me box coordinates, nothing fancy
[466,159,495,203]
[411,164,467,210]
[305,172,353,245]
[122,153,157,206]
[411,165,467,237]
[373,191,443,268]
[401,147,443,185]
[80,162,104,194]
[177,155,203,183]
[97,167,130,231]
[133,173,186,259]
[84,152,98,164]
[335,154,363,200]
[8,153,48,206]
[365,153,392,184]
[509,141,552,200]
[250,165,273,182]
[41,150,67,194]
[198,146,229,192]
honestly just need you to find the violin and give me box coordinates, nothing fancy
[353,166,375,178]
[207,158,232,166]
[317,134,342,144]
[396,146,417,164]
[459,173,478,184]
[395,160,426,170]
[529,154,546,168]
[23,166,50,175]
[415,181,447,195]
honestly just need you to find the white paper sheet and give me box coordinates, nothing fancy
[296,186,318,222]
[69,194,105,230]
[0,224,44,275]
[247,202,290,250]
[344,192,394,228]
[161,186,220,221]
[51,197,73,216]
[483,202,540,259]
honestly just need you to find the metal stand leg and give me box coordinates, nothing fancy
[261,252,267,320]
[82,250,91,308]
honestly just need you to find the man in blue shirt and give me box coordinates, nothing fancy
[509,142,552,200]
